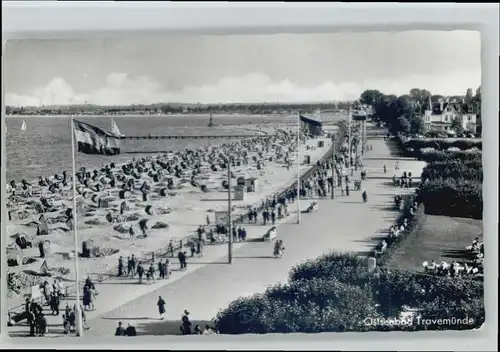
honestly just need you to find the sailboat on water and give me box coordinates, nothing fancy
[111,118,124,137]
[20,120,27,131]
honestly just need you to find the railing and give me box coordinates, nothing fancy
[121,134,272,140]
[8,122,348,316]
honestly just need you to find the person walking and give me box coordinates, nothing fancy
[83,286,91,311]
[158,259,165,279]
[50,291,60,316]
[164,259,170,278]
[118,256,124,277]
[177,251,184,270]
[130,255,137,276]
[89,286,97,311]
[137,263,144,284]
[157,296,166,320]
[147,263,156,284]
[189,241,196,257]
[196,240,204,257]
[127,256,133,276]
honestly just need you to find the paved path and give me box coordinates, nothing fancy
[81,134,422,336]
[9,128,426,337]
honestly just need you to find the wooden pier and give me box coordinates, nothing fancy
[120,134,270,140]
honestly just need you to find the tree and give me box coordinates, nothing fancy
[359,89,384,106]
[409,115,425,135]
[451,115,465,135]
[431,94,444,102]
[397,116,411,134]
[409,88,432,105]
[385,94,398,102]
[472,86,481,135]
[397,95,412,112]
[465,88,474,104]
[420,89,432,101]
[409,88,422,104]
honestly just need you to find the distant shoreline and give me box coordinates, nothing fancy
[5,113,299,119]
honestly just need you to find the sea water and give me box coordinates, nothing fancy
[5,114,296,182]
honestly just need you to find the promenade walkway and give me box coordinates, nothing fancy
[80,132,424,337]
[8,126,426,338]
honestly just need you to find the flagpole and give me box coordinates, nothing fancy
[70,116,83,337]
[296,112,301,224]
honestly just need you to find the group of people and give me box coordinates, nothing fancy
[392,170,414,189]
[82,278,98,311]
[39,279,66,313]
[117,254,173,284]
[422,237,484,277]
[114,321,137,336]
[17,295,87,337]
[63,304,89,335]
[115,305,217,337]
[375,196,420,256]
[273,239,286,258]
[6,124,321,338]
[23,298,48,337]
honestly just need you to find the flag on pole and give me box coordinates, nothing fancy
[73,120,121,155]
[299,114,324,136]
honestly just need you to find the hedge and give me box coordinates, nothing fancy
[403,138,482,151]
[421,160,483,182]
[415,297,485,330]
[416,179,483,219]
[214,278,381,334]
[372,270,484,308]
[213,253,484,333]
[288,252,371,287]
[417,149,482,163]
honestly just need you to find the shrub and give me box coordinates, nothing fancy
[403,139,482,152]
[214,294,274,334]
[421,160,483,182]
[265,279,381,332]
[416,296,485,330]
[213,253,484,334]
[214,278,382,334]
[288,252,371,287]
[417,150,482,163]
[417,179,483,219]
[370,269,484,317]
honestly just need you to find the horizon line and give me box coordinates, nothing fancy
[6,101,353,108]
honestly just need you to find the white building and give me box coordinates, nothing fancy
[423,98,477,134]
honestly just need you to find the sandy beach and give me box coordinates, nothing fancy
[6,124,335,311]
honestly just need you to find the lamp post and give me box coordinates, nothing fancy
[331,133,336,199]
[227,159,233,264]
[296,113,301,224]
[348,108,352,168]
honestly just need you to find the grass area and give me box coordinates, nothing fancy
[383,213,483,272]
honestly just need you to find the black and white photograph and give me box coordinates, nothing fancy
[3,30,484,338]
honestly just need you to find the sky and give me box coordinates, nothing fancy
[4,30,481,106]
